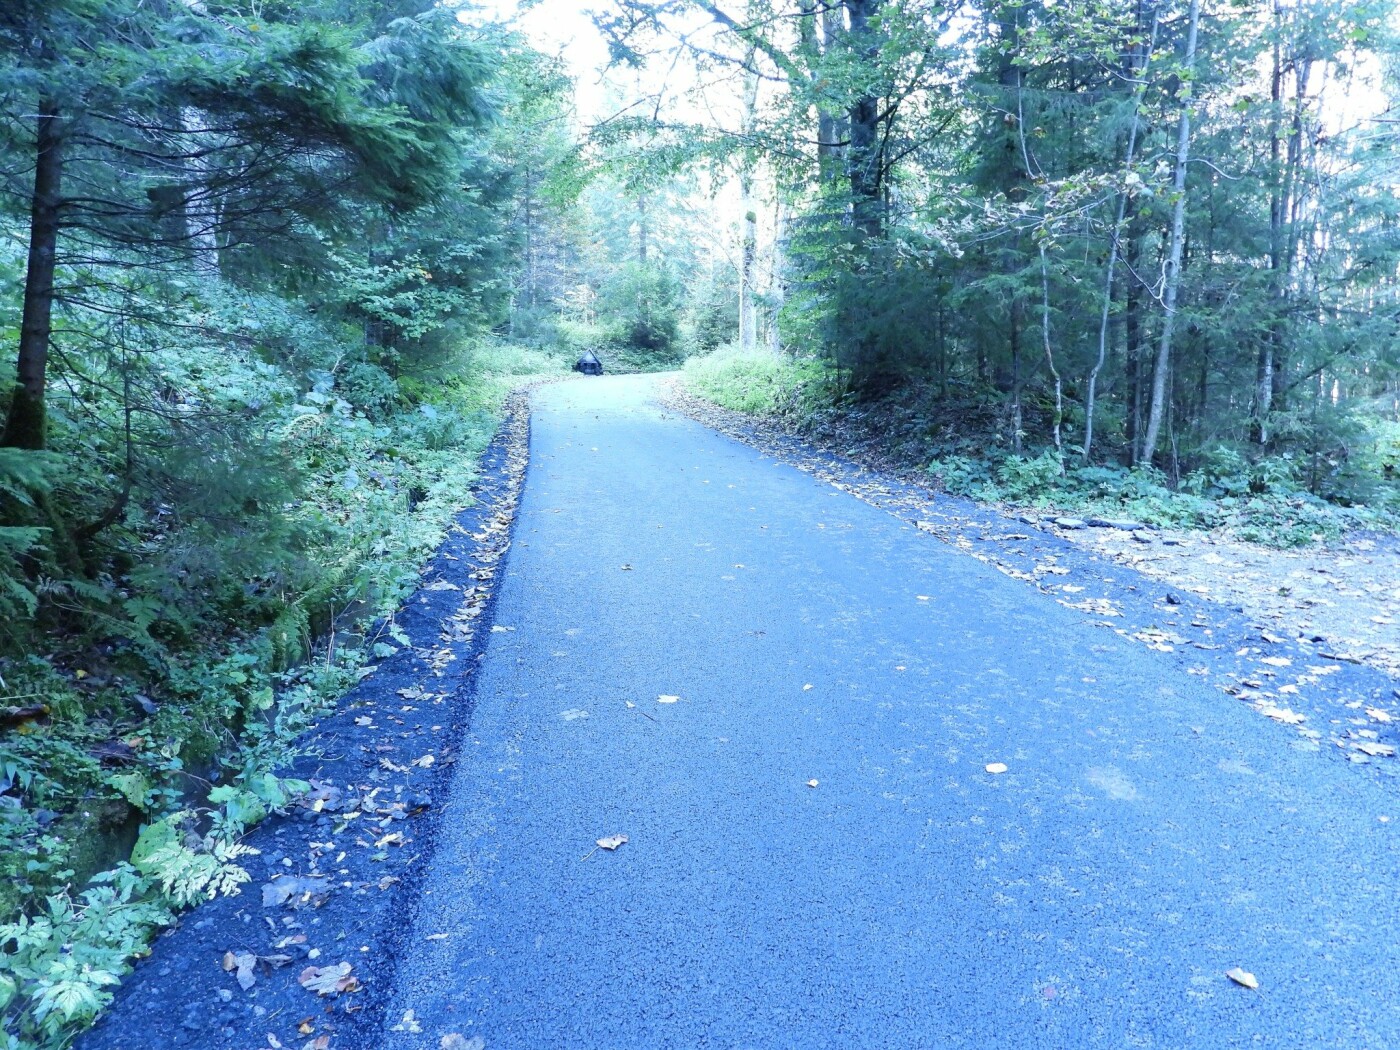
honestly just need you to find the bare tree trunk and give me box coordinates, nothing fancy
[766,199,786,354]
[1010,300,1023,455]
[1040,244,1064,472]
[4,97,63,452]
[739,62,760,351]
[1139,0,1200,466]
[1084,4,1157,462]
[800,0,844,183]
[845,0,885,239]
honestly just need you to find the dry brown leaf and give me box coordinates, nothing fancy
[223,951,256,991]
[985,762,1008,774]
[298,962,358,996]
[1225,967,1259,990]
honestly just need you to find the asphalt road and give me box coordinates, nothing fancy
[384,375,1400,1049]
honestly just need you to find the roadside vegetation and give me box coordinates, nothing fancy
[684,348,1400,549]
[0,3,581,1044]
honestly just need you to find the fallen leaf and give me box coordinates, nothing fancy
[440,1035,485,1050]
[985,763,1008,774]
[657,695,680,704]
[262,876,333,909]
[426,933,449,941]
[298,962,358,996]
[1355,741,1396,758]
[411,754,435,768]
[597,834,628,851]
[1225,967,1259,990]
[392,1009,423,1034]
[222,951,258,991]
[806,779,819,788]
[803,684,813,691]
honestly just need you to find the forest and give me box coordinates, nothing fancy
[0,0,1397,1045]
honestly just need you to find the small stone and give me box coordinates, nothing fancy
[217,989,233,1003]
[1054,517,1087,530]
[1087,517,1146,530]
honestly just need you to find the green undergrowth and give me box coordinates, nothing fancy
[681,345,834,415]
[928,448,1399,547]
[682,349,1400,549]
[0,305,562,1046]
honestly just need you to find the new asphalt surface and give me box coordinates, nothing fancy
[385,375,1400,1049]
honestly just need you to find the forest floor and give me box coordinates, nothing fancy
[662,378,1400,686]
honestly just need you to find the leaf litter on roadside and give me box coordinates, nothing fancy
[222,949,293,991]
[298,961,359,996]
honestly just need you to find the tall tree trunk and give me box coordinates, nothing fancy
[1139,0,1200,466]
[1084,3,1157,462]
[1254,9,1284,445]
[739,62,760,351]
[1040,244,1064,471]
[766,199,786,353]
[800,0,844,183]
[845,0,884,239]
[4,97,63,452]
[1010,299,1023,454]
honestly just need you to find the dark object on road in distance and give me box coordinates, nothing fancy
[574,351,603,376]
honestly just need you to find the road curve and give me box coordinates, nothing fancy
[381,375,1400,1049]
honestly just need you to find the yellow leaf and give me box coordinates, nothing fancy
[1225,967,1259,990]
